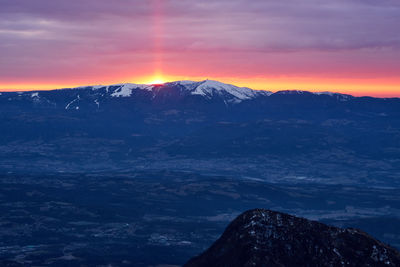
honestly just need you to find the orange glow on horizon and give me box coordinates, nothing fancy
[0,75,399,98]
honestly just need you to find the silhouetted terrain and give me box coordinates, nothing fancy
[186,209,400,267]
[0,81,399,265]
[0,172,399,266]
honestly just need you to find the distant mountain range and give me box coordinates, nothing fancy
[0,80,399,187]
[185,209,400,267]
[1,80,357,109]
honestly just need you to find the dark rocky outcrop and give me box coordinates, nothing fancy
[185,209,400,267]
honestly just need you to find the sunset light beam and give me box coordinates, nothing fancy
[150,0,165,84]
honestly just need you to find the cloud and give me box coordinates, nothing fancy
[0,0,399,83]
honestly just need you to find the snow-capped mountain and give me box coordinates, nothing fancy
[64,79,272,103]
[1,79,357,110]
[167,80,272,102]
[69,79,352,101]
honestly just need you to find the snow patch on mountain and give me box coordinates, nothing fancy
[314,91,337,96]
[30,92,41,103]
[167,80,272,102]
[110,84,153,97]
[192,80,257,101]
[65,83,153,97]
[65,95,80,110]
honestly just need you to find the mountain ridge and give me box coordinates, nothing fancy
[0,80,361,100]
[0,79,364,112]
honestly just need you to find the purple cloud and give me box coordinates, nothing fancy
[0,0,399,86]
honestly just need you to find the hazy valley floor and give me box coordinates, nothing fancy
[0,171,399,266]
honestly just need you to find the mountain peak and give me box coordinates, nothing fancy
[192,80,255,100]
[186,209,400,267]
[191,80,273,101]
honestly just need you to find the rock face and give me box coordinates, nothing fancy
[185,209,400,267]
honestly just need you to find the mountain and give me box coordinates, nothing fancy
[0,79,353,108]
[185,209,400,267]
[2,79,396,118]
[0,80,399,188]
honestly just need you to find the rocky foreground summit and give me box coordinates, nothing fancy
[185,209,400,267]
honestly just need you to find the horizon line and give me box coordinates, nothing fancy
[0,79,399,99]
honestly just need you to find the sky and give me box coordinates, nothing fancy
[0,0,399,97]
